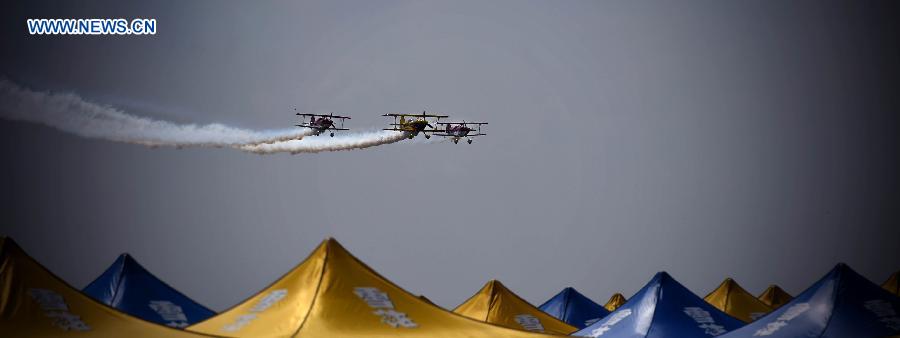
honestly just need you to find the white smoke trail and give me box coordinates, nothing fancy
[239,130,409,154]
[0,79,311,147]
[0,79,414,154]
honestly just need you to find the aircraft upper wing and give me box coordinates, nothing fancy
[296,113,351,119]
[383,113,449,118]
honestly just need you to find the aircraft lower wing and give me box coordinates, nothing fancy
[431,133,486,137]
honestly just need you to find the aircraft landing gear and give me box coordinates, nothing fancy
[453,139,459,144]
[467,139,473,144]
[425,134,431,139]
[330,132,335,137]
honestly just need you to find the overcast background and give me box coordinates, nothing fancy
[1,1,898,311]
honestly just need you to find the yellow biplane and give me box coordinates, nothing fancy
[383,111,448,139]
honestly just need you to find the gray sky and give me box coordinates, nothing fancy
[2,0,898,311]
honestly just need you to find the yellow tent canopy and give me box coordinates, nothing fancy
[188,238,558,338]
[452,280,577,335]
[757,284,793,309]
[0,237,214,338]
[703,278,773,322]
[602,293,627,311]
[883,271,899,296]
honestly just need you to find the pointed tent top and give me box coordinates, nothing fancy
[757,284,793,308]
[704,278,773,322]
[720,263,900,338]
[652,270,671,281]
[603,293,627,311]
[0,236,213,337]
[538,286,609,329]
[884,271,899,296]
[573,271,743,338]
[454,279,578,335]
[189,237,559,338]
[83,252,215,327]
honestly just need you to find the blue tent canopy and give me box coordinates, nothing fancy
[573,272,744,337]
[539,287,610,329]
[83,254,215,328]
[719,263,900,338]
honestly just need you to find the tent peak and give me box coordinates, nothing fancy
[117,253,138,265]
[602,292,628,313]
[757,284,793,309]
[704,277,772,323]
[833,262,850,272]
[320,237,352,253]
[719,277,739,290]
[651,271,675,284]
[827,262,860,281]
[761,284,790,294]
[558,287,580,298]
[109,253,146,275]
[551,287,588,302]
[482,280,511,296]
[486,279,505,288]
[0,236,22,253]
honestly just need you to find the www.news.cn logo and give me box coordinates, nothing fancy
[27,18,156,35]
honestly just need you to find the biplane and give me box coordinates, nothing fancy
[433,121,487,144]
[295,110,351,137]
[382,111,448,139]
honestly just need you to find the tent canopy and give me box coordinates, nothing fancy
[573,272,744,338]
[453,280,578,335]
[0,237,213,338]
[757,285,792,309]
[188,238,559,338]
[720,264,900,338]
[83,253,215,328]
[603,293,627,312]
[538,287,610,329]
[703,278,772,322]
[884,271,899,296]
